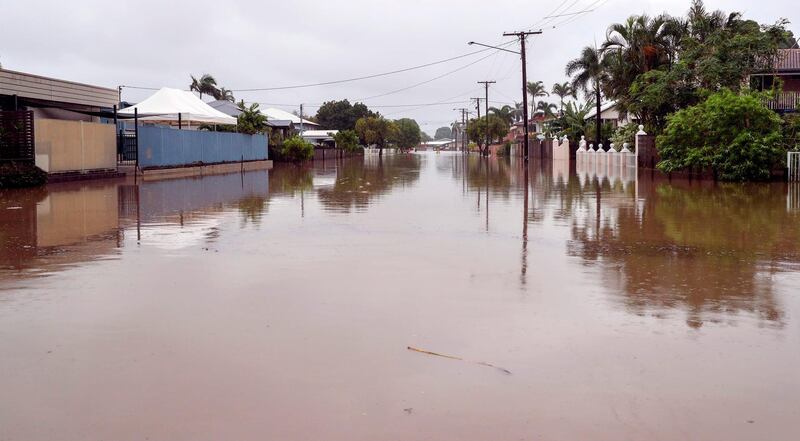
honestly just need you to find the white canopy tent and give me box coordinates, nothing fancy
[118,87,237,126]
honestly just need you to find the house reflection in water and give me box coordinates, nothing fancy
[0,169,271,282]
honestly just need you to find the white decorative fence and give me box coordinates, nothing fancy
[789,152,800,182]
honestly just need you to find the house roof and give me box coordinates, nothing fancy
[263,107,318,126]
[0,68,118,109]
[584,101,618,120]
[207,99,242,117]
[266,119,293,128]
[775,49,800,72]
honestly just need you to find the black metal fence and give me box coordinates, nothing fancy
[117,132,137,165]
[0,110,35,163]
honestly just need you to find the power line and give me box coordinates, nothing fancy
[355,50,502,101]
[230,46,503,93]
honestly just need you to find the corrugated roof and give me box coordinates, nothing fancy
[775,49,800,72]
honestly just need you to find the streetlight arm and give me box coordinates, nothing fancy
[467,41,520,55]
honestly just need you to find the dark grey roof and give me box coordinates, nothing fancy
[266,119,293,128]
[207,100,242,117]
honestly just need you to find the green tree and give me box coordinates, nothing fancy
[526,81,549,118]
[216,87,235,102]
[657,89,784,181]
[315,100,376,130]
[280,136,315,162]
[236,101,268,135]
[466,115,509,155]
[189,74,219,100]
[551,82,576,115]
[333,130,361,152]
[393,118,422,151]
[561,100,595,141]
[355,116,398,156]
[488,105,515,125]
[434,126,452,139]
[566,46,609,145]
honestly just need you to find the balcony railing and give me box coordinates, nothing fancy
[766,91,799,111]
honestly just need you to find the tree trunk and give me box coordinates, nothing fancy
[595,87,602,146]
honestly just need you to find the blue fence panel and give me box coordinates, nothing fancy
[137,126,268,168]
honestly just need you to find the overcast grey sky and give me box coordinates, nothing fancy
[1,0,796,135]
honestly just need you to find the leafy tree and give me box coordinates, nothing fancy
[434,126,452,139]
[236,101,268,135]
[333,130,361,153]
[656,89,784,181]
[420,131,432,142]
[315,99,376,130]
[566,46,609,145]
[280,136,315,162]
[355,116,398,156]
[526,81,549,118]
[560,100,595,141]
[466,115,509,155]
[189,74,219,100]
[488,105,515,125]
[393,118,422,151]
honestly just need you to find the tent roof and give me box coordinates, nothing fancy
[118,88,237,125]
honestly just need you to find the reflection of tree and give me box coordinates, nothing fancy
[238,196,269,225]
[268,164,314,196]
[567,179,799,328]
[316,154,421,213]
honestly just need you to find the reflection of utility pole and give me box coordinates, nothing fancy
[478,81,495,157]
[521,163,529,285]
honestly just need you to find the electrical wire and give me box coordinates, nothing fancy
[230,46,504,92]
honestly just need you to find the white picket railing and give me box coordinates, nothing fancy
[789,152,800,182]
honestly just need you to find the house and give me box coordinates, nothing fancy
[751,48,800,113]
[584,101,636,128]
[208,99,296,140]
[0,68,120,178]
[301,130,338,147]
[262,107,319,129]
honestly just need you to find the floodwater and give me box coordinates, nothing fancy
[1,153,799,440]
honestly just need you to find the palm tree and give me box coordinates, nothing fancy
[562,101,595,141]
[189,74,219,100]
[566,46,609,145]
[216,87,235,102]
[513,102,525,123]
[488,105,515,125]
[551,82,576,115]
[526,81,549,119]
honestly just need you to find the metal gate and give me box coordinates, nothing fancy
[789,152,800,182]
[0,110,35,163]
[117,132,137,165]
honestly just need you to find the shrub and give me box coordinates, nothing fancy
[280,136,315,162]
[656,89,784,181]
[610,124,640,151]
[0,162,48,188]
[333,130,361,153]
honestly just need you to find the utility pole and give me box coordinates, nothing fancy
[503,30,542,161]
[299,104,304,133]
[477,81,495,157]
[453,107,469,152]
[471,98,482,154]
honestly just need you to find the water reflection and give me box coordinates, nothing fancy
[316,154,422,213]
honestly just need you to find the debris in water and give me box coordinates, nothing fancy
[407,346,512,375]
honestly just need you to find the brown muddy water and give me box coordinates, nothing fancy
[1,152,799,440]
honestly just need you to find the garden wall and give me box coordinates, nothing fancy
[137,126,268,169]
